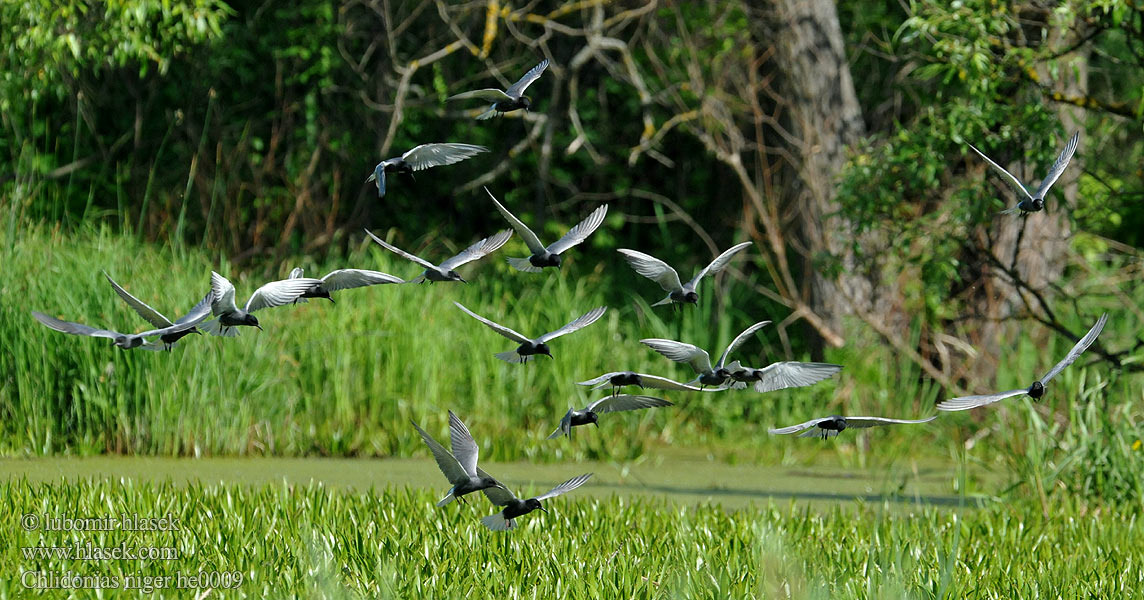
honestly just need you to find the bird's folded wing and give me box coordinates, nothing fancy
[844,416,938,429]
[364,229,437,270]
[767,418,828,435]
[486,187,546,254]
[447,411,480,478]
[244,278,324,312]
[537,306,606,342]
[967,142,1032,199]
[402,143,489,171]
[1031,131,1080,201]
[448,88,512,102]
[410,421,469,484]
[320,269,404,292]
[640,339,712,374]
[546,204,608,255]
[752,362,842,393]
[439,229,513,271]
[588,395,673,414]
[936,389,1027,411]
[1039,312,1107,386]
[104,273,173,328]
[716,321,771,368]
[687,241,752,288]
[617,249,683,292]
[31,312,120,340]
[534,473,592,502]
[453,301,531,343]
[505,58,550,98]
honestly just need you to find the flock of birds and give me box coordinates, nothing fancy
[32,60,1109,531]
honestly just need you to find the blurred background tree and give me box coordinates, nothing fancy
[2,0,1141,385]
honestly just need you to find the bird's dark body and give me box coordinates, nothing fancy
[812,416,848,439]
[1018,198,1045,212]
[493,97,531,116]
[452,476,503,502]
[529,252,562,268]
[501,498,545,521]
[383,159,413,176]
[610,372,643,388]
[423,269,464,283]
[1027,381,1045,398]
[515,341,552,361]
[669,290,699,304]
[299,287,334,302]
[568,411,599,429]
[113,336,144,349]
[698,369,731,388]
[729,369,757,383]
[158,328,199,346]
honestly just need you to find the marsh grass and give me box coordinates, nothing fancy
[2,478,1141,599]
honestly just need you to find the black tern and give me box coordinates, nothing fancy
[575,371,701,396]
[454,302,606,363]
[364,228,512,283]
[937,313,1107,411]
[287,266,404,303]
[486,187,607,272]
[547,395,673,439]
[104,273,213,350]
[641,321,771,389]
[411,411,505,506]
[31,307,210,350]
[967,131,1079,214]
[367,143,488,198]
[480,473,592,531]
[769,415,937,440]
[200,271,322,336]
[618,242,752,307]
[448,59,550,120]
[723,360,843,393]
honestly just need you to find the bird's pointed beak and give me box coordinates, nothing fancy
[539,505,549,514]
[327,297,336,304]
[593,422,599,428]
[256,324,264,331]
[458,276,467,284]
[545,354,554,360]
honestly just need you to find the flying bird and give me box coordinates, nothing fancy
[367,143,488,198]
[448,59,550,120]
[641,321,771,389]
[288,267,404,303]
[967,131,1079,214]
[575,371,700,396]
[480,473,592,531]
[104,273,213,350]
[618,242,752,307]
[454,302,606,363]
[411,411,505,506]
[31,307,211,350]
[769,415,937,440]
[723,360,843,393]
[199,271,322,336]
[547,395,673,439]
[937,313,1108,412]
[364,228,512,283]
[486,187,607,272]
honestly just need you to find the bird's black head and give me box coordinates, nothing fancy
[245,314,262,330]
[586,412,600,427]
[537,343,553,358]
[822,415,847,431]
[684,291,699,304]
[521,96,532,111]
[1031,198,1045,211]
[524,498,545,513]
[1028,380,1045,399]
[447,270,466,283]
[552,253,562,268]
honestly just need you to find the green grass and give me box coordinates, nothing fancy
[2,478,1141,599]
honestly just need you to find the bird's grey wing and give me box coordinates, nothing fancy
[31,312,121,340]
[366,164,387,197]
[616,249,683,293]
[401,143,489,172]
[410,421,469,484]
[586,395,673,414]
[104,273,172,328]
[547,409,574,440]
[1031,131,1080,200]
[173,292,214,326]
[447,411,480,478]
[210,271,239,315]
[439,229,514,271]
[1039,312,1107,386]
[486,187,546,254]
[243,278,324,312]
[536,306,607,343]
[768,417,830,435]
[843,416,938,429]
[546,204,608,255]
[320,269,404,292]
[289,267,304,279]
[447,88,513,102]
[364,229,438,270]
[967,142,1032,200]
[686,241,752,288]
[716,320,771,368]
[751,362,843,393]
[532,473,592,502]
[936,389,1028,412]
[505,58,550,98]
[575,373,620,387]
[640,338,713,374]
[636,374,703,392]
[478,469,517,506]
[453,302,531,343]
